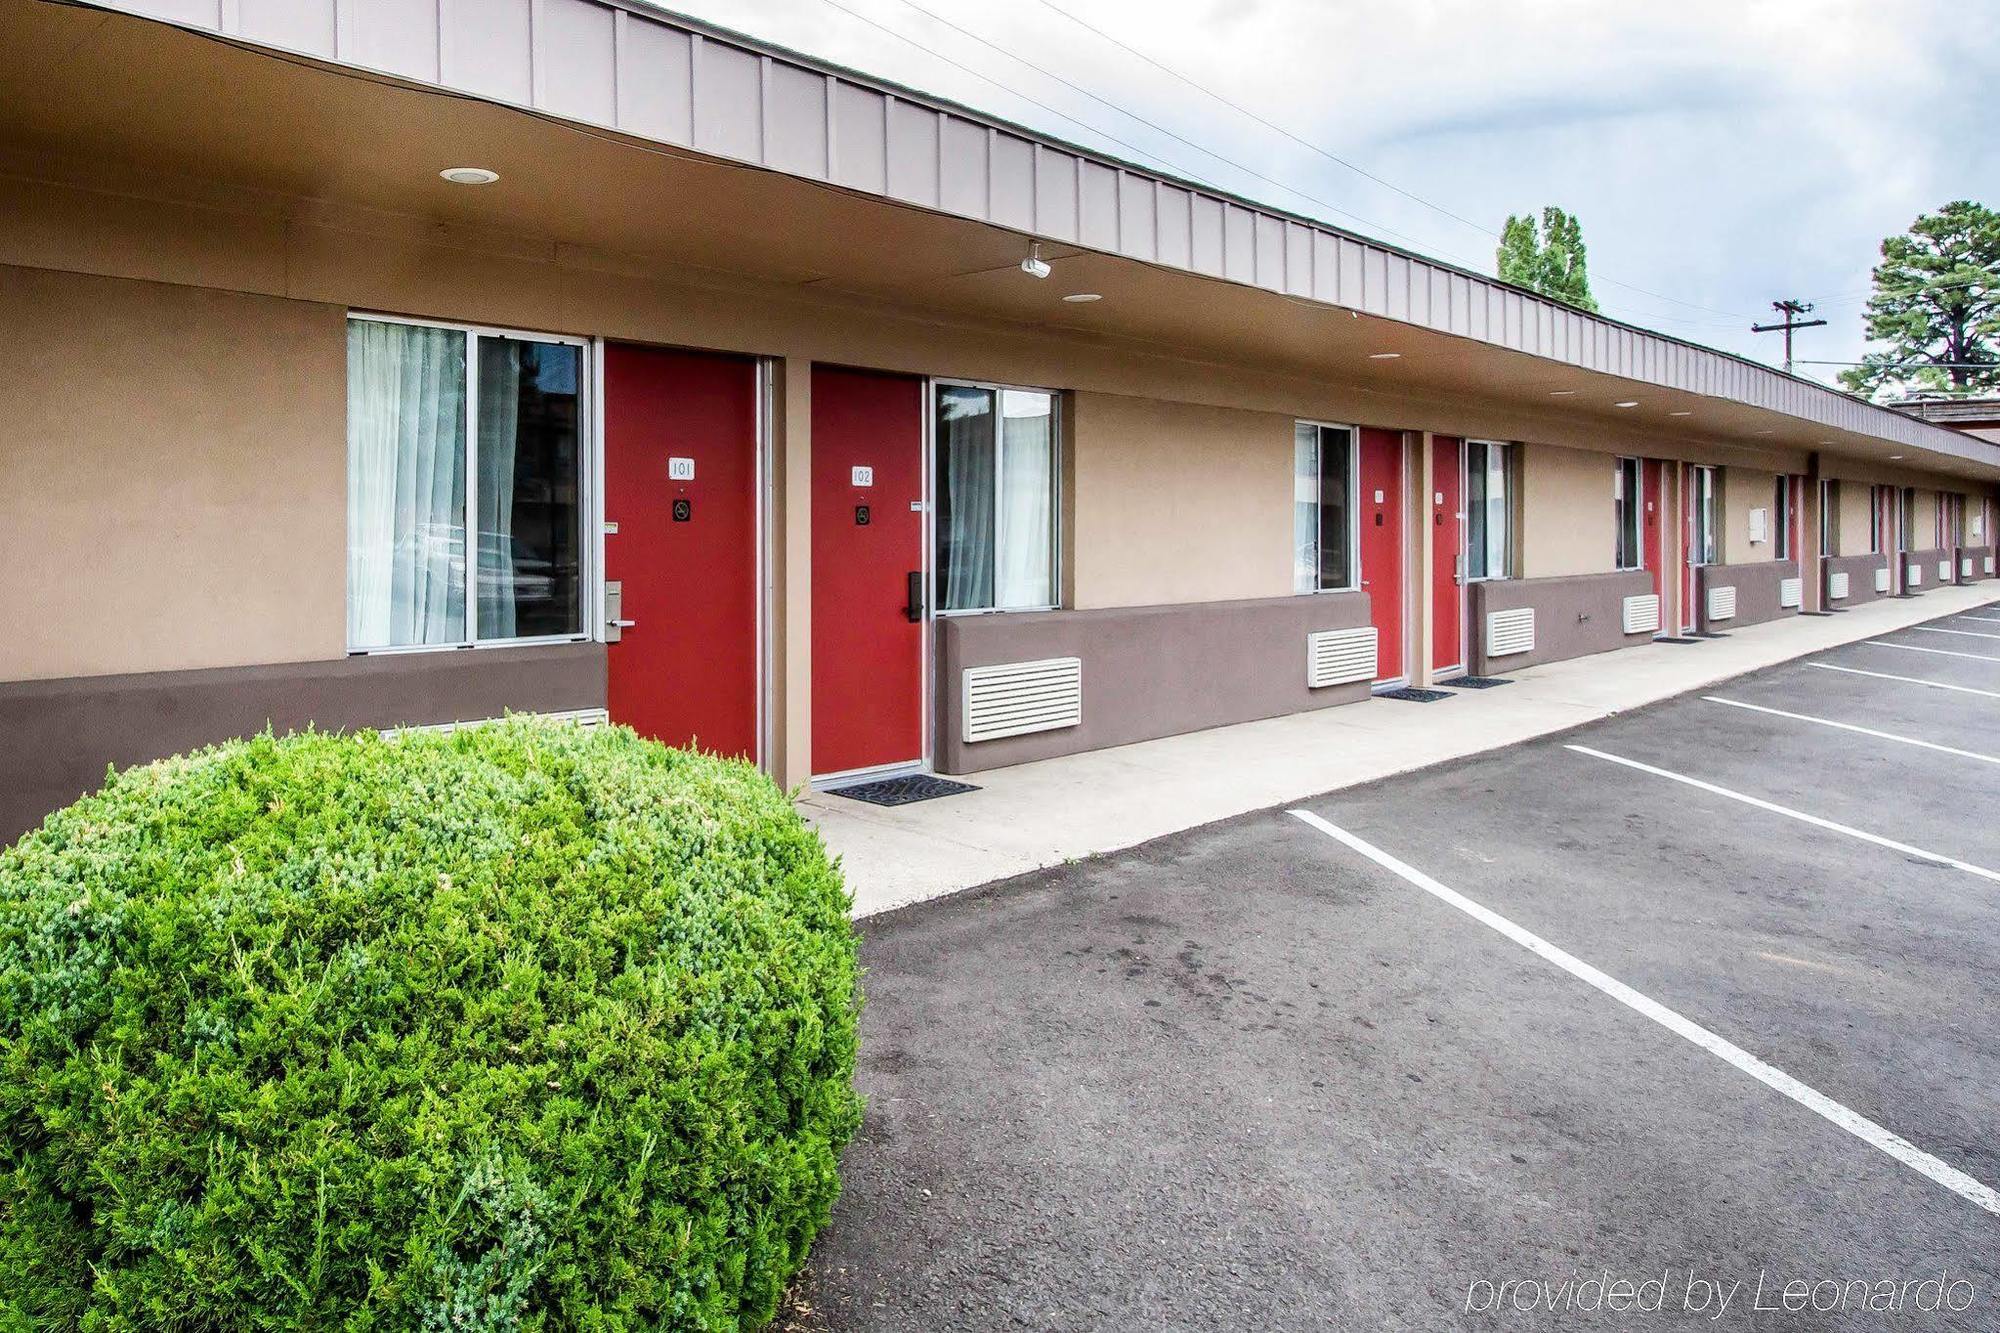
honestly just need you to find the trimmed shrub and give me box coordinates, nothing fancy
[0,720,860,1331]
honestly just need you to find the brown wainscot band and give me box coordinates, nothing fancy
[0,644,607,844]
[1952,544,1997,585]
[1468,571,1656,677]
[1901,547,1952,592]
[1823,553,1893,607]
[1696,560,1802,632]
[934,594,1374,775]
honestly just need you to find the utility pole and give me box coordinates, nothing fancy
[1751,299,1828,375]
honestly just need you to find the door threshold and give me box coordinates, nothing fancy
[813,760,930,792]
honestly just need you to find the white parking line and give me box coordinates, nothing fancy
[1702,696,2000,766]
[1809,663,2000,700]
[1566,744,2000,886]
[1914,625,2000,641]
[1954,615,2000,624]
[1866,640,2000,663]
[1287,808,2000,1218]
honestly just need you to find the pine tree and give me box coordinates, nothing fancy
[1495,206,1599,313]
[1839,201,2000,399]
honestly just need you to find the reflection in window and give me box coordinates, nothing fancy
[347,319,583,649]
[1615,457,1642,570]
[1467,440,1512,580]
[936,384,1056,612]
[1293,423,1354,592]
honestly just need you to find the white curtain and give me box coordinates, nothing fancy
[937,386,996,611]
[1293,423,1319,593]
[347,321,466,648]
[995,390,1053,609]
[476,340,523,639]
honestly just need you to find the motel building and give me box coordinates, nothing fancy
[4,0,2000,840]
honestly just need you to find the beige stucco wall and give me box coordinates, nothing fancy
[1836,480,1875,557]
[1069,393,1294,608]
[1518,443,1616,578]
[0,265,345,681]
[1722,467,1780,565]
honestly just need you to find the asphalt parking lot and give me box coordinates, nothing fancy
[799,603,2000,1330]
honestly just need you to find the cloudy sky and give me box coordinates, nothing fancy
[660,0,1999,386]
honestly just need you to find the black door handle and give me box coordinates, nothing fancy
[905,570,925,623]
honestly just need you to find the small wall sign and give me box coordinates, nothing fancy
[668,457,695,481]
[851,465,874,487]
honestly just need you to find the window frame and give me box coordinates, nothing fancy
[1293,419,1361,594]
[1689,464,1718,567]
[1465,439,1514,582]
[1772,475,1793,562]
[930,376,1063,618]
[1613,456,1643,571]
[345,311,594,656]
[1818,478,1840,558]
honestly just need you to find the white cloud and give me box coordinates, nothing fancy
[661,0,2000,381]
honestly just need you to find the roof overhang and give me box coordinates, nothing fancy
[11,0,2000,482]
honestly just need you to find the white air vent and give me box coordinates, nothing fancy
[1485,607,1536,657]
[1870,568,1887,594]
[1830,570,1852,600]
[1962,557,1975,578]
[1706,585,1738,621]
[963,657,1082,743]
[1986,556,1996,575]
[1939,559,1952,581]
[1621,593,1660,635]
[1306,626,1378,688]
[1778,577,1802,609]
[1907,564,1923,587]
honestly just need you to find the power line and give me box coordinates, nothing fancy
[812,0,1216,187]
[1028,0,1755,324]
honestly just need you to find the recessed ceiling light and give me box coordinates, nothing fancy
[1756,429,1774,435]
[1614,400,1639,409]
[1890,454,1904,460]
[439,166,499,185]
[1061,292,1101,303]
[1549,389,1577,396]
[1669,410,1693,417]
[1368,352,1402,360]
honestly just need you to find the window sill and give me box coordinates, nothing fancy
[347,634,591,657]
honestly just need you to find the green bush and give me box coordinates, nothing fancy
[0,720,860,1331]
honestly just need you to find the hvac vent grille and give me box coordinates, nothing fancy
[1940,559,1953,581]
[1706,585,1738,621]
[1779,577,1802,609]
[1962,557,1975,578]
[1621,594,1660,635]
[1908,563,1924,587]
[1306,626,1378,688]
[1868,568,1885,595]
[1486,607,1536,657]
[1987,556,1996,575]
[962,657,1083,743]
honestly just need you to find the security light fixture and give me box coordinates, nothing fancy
[1614,400,1639,409]
[1020,242,1051,279]
[1062,292,1102,303]
[439,166,499,185]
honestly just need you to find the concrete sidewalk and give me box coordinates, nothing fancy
[804,584,2000,918]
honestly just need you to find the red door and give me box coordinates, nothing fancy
[1641,459,1665,606]
[1430,437,1463,676]
[603,344,760,757]
[1358,428,1404,684]
[812,367,926,777]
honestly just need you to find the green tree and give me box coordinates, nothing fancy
[1840,200,2000,398]
[1495,206,1599,312]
